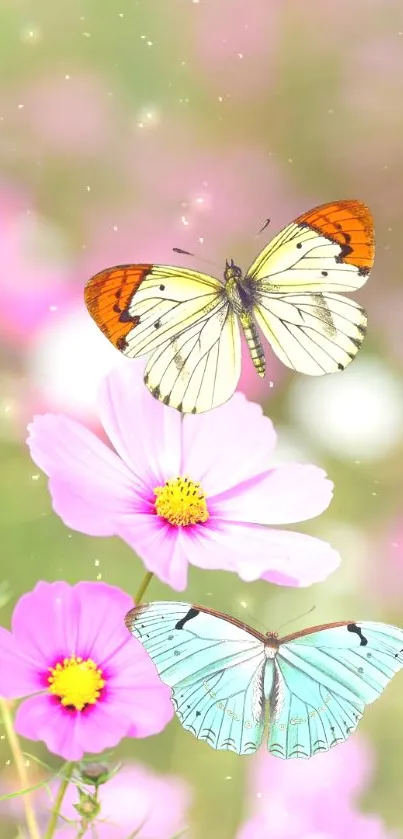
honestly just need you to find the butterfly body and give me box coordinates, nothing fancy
[125,602,403,759]
[85,200,374,413]
[223,260,266,376]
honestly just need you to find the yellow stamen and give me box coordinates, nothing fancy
[48,656,105,711]
[154,476,209,526]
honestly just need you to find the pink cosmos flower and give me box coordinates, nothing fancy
[51,762,192,839]
[27,363,339,591]
[0,581,173,760]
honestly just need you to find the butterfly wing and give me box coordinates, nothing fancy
[246,200,374,374]
[268,621,403,759]
[85,264,241,413]
[125,602,267,754]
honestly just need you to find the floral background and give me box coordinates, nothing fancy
[1,0,403,837]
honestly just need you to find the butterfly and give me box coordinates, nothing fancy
[125,601,403,759]
[85,200,374,414]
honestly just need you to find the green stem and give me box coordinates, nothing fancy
[44,761,74,839]
[134,571,154,605]
[0,698,41,839]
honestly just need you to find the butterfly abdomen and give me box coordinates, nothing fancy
[240,314,266,377]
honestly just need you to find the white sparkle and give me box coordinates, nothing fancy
[181,215,189,226]
[94,559,100,566]
[31,474,40,481]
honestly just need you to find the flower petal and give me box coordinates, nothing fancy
[117,514,189,590]
[15,695,86,761]
[27,414,136,535]
[62,581,133,665]
[0,627,44,698]
[182,392,277,495]
[70,700,136,757]
[182,521,340,586]
[98,363,182,485]
[211,464,333,525]
[11,581,81,664]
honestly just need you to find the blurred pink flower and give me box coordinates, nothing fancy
[51,763,192,839]
[0,184,73,343]
[0,581,173,760]
[238,737,395,839]
[237,810,395,839]
[27,362,339,591]
[188,0,281,100]
[129,143,306,248]
[367,518,403,603]
[14,73,115,156]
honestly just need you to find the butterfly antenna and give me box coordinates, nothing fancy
[255,218,271,237]
[276,605,316,634]
[240,608,267,632]
[172,247,220,270]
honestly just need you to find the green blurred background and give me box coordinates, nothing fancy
[1,1,403,837]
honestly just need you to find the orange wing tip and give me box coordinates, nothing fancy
[296,200,375,273]
[84,263,153,350]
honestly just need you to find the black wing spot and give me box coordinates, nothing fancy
[195,711,201,717]
[321,271,328,277]
[116,336,128,351]
[358,667,364,674]
[394,648,403,658]
[347,623,368,646]
[337,363,344,370]
[175,608,200,630]
[159,284,165,291]
[154,320,161,329]
[358,266,370,277]
[296,242,303,249]
[174,650,181,656]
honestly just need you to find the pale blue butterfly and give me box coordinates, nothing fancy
[125,601,403,759]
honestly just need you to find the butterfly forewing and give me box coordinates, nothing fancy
[125,601,267,754]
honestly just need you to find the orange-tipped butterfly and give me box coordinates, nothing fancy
[85,200,374,414]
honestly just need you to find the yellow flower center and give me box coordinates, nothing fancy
[154,476,209,526]
[48,656,105,711]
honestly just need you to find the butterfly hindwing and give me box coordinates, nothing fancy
[143,303,241,413]
[125,601,267,754]
[252,291,366,375]
[269,621,403,759]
